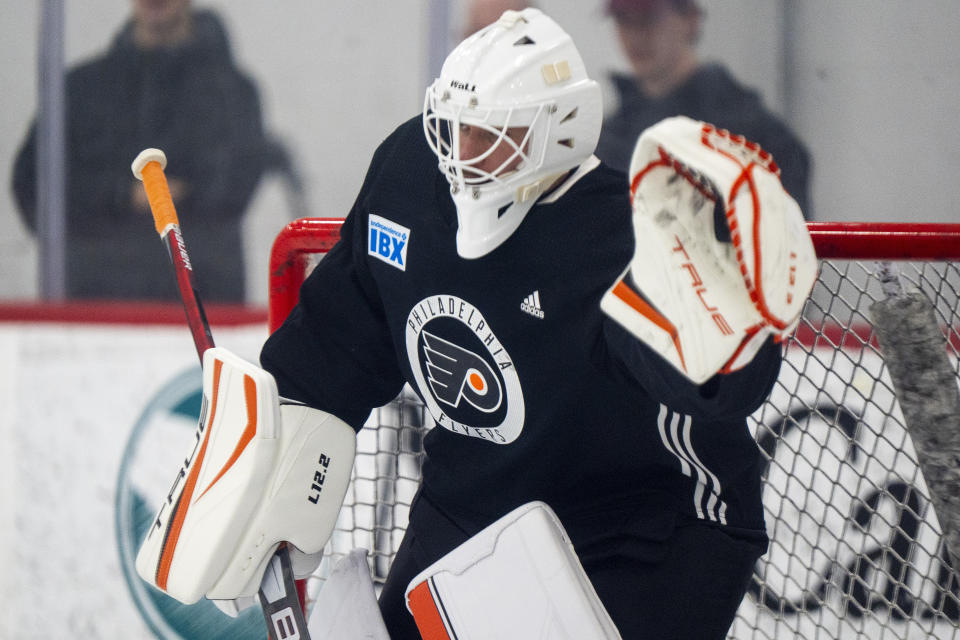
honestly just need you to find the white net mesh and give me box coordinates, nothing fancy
[732,259,960,638]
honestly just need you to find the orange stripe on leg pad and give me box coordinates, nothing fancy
[407,581,453,640]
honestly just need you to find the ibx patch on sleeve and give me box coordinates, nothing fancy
[368,213,410,271]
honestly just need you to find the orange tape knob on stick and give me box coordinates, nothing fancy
[131,147,213,356]
[132,148,181,236]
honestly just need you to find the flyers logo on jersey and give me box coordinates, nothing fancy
[368,213,410,270]
[422,330,503,413]
[406,295,526,444]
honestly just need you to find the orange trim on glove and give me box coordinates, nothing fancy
[156,358,223,590]
[197,374,260,500]
[610,279,687,374]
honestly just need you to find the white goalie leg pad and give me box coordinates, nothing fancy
[601,115,817,383]
[135,347,356,606]
[405,502,623,639]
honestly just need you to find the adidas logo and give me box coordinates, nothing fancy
[520,290,545,319]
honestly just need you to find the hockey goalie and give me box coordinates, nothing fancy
[136,7,815,639]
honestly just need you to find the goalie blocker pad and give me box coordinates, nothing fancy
[601,115,817,383]
[405,502,622,639]
[135,347,356,605]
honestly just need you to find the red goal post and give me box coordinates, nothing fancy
[268,217,343,332]
[268,220,960,639]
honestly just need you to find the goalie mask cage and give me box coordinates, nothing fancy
[269,220,960,639]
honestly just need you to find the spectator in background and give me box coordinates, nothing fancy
[462,0,535,37]
[597,0,812,217]
[12,0,267,302]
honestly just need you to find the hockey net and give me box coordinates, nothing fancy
[269,219,960,639]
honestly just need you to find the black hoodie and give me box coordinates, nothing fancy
[12,10,266,301]
[597,65,811,218]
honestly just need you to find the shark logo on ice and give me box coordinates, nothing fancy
[422,330,502,413]
[406,294,525,444]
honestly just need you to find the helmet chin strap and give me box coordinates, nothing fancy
[453,171,568,259]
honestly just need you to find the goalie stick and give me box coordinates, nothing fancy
[132,148,313,640]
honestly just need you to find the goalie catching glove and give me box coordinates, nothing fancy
[601,116,817,384]
[135,347,355,609]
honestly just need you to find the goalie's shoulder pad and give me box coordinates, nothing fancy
[135,347,356,604]
[601,116,817,383]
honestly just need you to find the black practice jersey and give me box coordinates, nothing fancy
[261,116,782,537]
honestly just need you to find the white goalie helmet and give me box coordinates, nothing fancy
[423,8,602,258]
